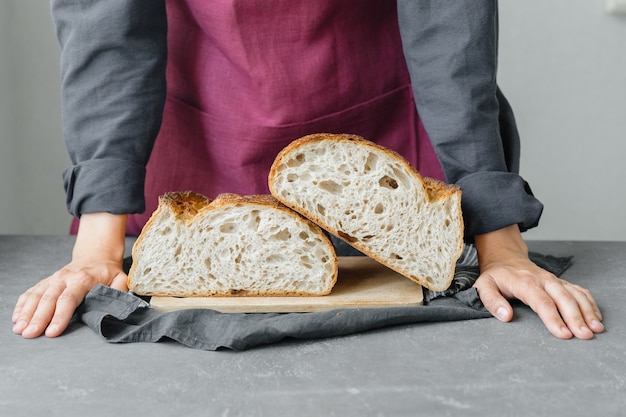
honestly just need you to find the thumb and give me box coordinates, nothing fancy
[110,272,129,292]
[474,274,514,322]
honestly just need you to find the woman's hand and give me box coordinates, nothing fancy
[12,213,128,338]
[473,225,604,339]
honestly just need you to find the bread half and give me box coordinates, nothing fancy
[127,191,338,296]
[268,133,464,291]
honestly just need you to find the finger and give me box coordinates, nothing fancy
[577,300,604,334]
[544,281,594,339]
[474,274,514,322]
[45,286,88,338]
[110,272,129,292]
[561,282,604,334]
[20,282,67,339]
[515,283,574,340]
[12,284,48,335]
[567,282,603,321]
[12,292,28,323]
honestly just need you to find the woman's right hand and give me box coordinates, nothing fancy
[12,213,128,339]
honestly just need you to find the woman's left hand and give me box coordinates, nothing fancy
[473,225,604,339]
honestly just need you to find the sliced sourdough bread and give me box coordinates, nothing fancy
[268,133,464,291]
[127,191,338,296]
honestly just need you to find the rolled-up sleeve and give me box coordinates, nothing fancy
[397,0,543,237]
[51,0,168,216]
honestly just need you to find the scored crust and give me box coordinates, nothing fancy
[270,133,462,203]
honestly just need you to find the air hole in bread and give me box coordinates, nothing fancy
[272,228,291,241]
[364,152,378,172]
[251,210,261,230]
[445,219,450,227]
[286,153,305,167]
[219,223,237,233]
[300,256,313,269]
[286,173,298,182]
[379,175,398,189]
[392,167,410,188]
[338,230,358,243]
[159,226,171,235]
[362,235,374,241]
[391,253,403,260]
[318,180,343,195]
[266,254,285,263]
[374,203,384,214]
[244,210,261,224]
[316,203,326,216]
[234,253,242,264]
[298,231,309,240]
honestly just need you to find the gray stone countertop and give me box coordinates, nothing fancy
[1,236,624,416]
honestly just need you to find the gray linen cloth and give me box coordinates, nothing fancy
[76,243,572,351]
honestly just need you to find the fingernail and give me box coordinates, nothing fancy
[591,320,604,331]
[561,326,572,337]
[496,307,508,321]
[12,320,27,333]
[581,325,592,335]
[46,324,59,336]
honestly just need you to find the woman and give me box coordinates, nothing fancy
[12,0,603,339]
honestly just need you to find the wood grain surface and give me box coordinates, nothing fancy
[150,256,423,313]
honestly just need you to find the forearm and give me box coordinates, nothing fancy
[474,224,528,271]
[396,1,543,236]
[51,0,168,217]
[73,213,128,262]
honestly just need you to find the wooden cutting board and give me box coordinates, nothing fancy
[150,256,423,313]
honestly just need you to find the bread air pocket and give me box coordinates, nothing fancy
[127,191,337,297]
[268,133,464,292]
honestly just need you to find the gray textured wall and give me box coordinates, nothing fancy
[1,1,624,240]
[0,1,69,234]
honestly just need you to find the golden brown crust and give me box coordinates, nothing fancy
[159,191,213,223]
[210,193,287,211]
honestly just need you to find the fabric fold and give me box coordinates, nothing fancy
[76,248,572,351]
[78,285,492,351]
